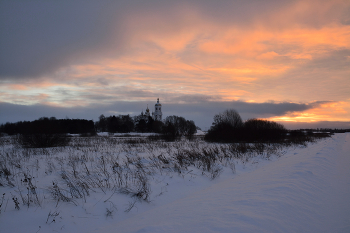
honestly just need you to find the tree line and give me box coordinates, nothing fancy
[0,108,335,148]
[0,114,197,138]
[95,114,197,139]
[0,117,95,135]
[204,109,288,142]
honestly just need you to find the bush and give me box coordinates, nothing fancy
[17,134,70,148]
[204,122,240,143]
[241,118,287,142]
[205,109,287,143]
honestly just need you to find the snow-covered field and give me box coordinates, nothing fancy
[1,133,349,233]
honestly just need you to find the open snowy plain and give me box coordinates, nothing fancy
[1,133,349,233]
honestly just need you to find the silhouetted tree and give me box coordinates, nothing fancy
[205,109,287,142]
[120,115,134,133]
[212,109,243,128]
[136,119,147,133]
[94,114,134,133]
[205,109,243,142]
[107,115,120,133]
[162,115,197,140]
[151,120,163,133]
[96,114,107,132]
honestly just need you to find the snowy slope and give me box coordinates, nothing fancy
[95,133,350,233]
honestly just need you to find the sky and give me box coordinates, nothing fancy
[1,0,350,130]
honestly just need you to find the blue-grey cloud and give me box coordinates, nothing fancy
[0,99,337,130]
[0,1,123,79]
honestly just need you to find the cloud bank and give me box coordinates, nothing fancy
[1,99,348,130]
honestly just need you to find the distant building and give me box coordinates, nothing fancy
[139,98,163,121]
[139,105,150,121]
[152,98,162,121]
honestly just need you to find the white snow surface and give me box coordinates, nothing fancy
[1,133,349,233]
[97,132,159,137]
[94,133,350,233]
[96,131,206,136]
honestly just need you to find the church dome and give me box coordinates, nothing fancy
[155,98,161,106]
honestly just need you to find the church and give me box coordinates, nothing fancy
[141,98,162,121]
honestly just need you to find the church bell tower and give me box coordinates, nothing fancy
[152,98,162,121]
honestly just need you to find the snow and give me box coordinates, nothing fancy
[97,130,205,136]
[195,129,206,135]
[1,133,349,233]
[97,132,159,137]
[95,133,350,233]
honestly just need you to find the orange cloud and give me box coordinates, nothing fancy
[9,84,28,90]
[268,101,350,123]
[257,51,280,60]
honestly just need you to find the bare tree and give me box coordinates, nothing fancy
[212,109,243,128]
[205,109,243,142]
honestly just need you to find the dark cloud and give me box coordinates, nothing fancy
[0,99,330,130]
[163,100,321,129]
[0,1,123,79]
[2,0,348,80]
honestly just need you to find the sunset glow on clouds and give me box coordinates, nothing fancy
[0,0,350,129]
